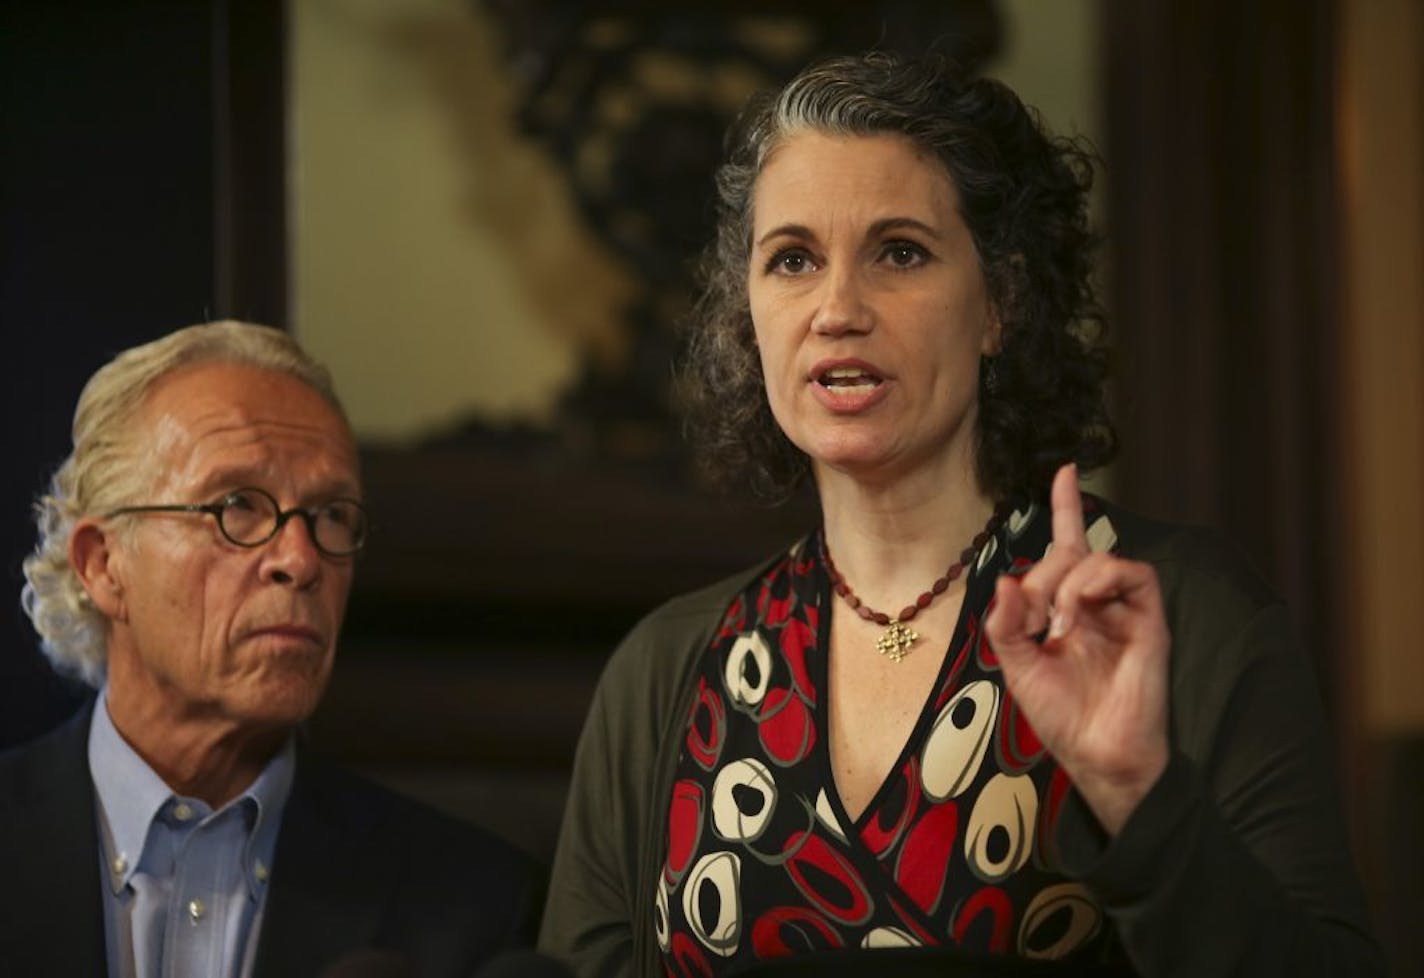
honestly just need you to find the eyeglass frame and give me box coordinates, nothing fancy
[104,486,370,557]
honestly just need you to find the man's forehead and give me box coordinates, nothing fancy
[136,362,358,492]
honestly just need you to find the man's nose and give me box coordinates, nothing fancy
[260,513,322,588]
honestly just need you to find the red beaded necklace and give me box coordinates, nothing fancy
[820,508,1004,662]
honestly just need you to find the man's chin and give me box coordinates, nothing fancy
[230,676,328,731]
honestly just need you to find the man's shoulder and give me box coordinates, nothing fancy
[288,755,538,878]
[0,703,108,976]
[262,758,544,972]
[0,703,93,812]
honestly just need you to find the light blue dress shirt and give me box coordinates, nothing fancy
[88,692,295,978]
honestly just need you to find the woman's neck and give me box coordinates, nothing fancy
[816,454,996,613]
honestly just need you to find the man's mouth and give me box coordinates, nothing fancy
[249,624,324,646]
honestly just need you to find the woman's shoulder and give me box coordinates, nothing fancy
[1089,495,1281,612]
[1085,497,1309,711]
[596,541,803,693]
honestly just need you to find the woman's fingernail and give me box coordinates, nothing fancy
[1048,611,1068,639]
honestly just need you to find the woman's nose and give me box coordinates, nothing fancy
[810,268,873,336]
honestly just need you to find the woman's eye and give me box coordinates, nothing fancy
[882,241,929,268]
[766,249,815,276]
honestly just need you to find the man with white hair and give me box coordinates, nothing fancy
[2,322,540,977]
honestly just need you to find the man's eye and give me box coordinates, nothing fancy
[222,491,260,512]
[220,490,277,519]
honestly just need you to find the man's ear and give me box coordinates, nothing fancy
[69,519,127,622]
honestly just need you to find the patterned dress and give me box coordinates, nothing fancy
[657,500,1123,974]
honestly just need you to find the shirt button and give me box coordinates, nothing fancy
[188,898,205,922]
[111,855,127,875]
[173,802,194,822]
[255,861,270,883]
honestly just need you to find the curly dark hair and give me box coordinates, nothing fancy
[680,51,1115,502]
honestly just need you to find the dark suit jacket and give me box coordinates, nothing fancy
[0,704,543,977]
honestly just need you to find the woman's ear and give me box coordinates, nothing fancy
[982,307,1005,357]
[69,519,127,622]
[983,254,1022,357]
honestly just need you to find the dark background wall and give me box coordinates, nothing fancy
[8,0,212,740]
[1,1,290,740]
[1,0,288,743]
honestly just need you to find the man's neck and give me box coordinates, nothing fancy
[102,687,286,809]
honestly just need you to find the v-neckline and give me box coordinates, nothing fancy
[809,525,999,841]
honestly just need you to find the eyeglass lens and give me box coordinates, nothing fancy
[218,489,366,554]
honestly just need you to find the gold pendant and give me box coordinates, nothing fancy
[876,620,919,662]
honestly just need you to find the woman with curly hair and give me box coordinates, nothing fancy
[541,53,1382,977]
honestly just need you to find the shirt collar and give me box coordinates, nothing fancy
[87,688,297,899]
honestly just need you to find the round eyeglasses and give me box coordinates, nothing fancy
[106,487,369,557]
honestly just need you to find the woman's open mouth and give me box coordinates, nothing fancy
[809,360,889,412]
[818,366,883,393]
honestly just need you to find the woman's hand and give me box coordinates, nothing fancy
[985,463,1170,836]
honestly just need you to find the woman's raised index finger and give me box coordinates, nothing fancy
[1050,462,1089,552]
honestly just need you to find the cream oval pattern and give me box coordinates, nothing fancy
[1006,504,1036,538]
[682,851,743,957]
[964,772,1038,882]
[1086,515,1118,554]
[724,632,772,709]
[1018,882,1103,959]
[860,926,922,949]
[654,875,672,952]
[813,787,847,843]
[976,534,999,572]
[711,758,778,843]
[921,680,1000,801]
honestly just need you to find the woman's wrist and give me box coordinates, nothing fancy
[1068,744,1170,837]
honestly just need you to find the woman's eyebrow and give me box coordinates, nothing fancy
[754,223,814,247]
[867,216,943,240]
[754,216,943,248]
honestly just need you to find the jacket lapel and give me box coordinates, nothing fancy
[0,704,109,977]
[250,758,392,977]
